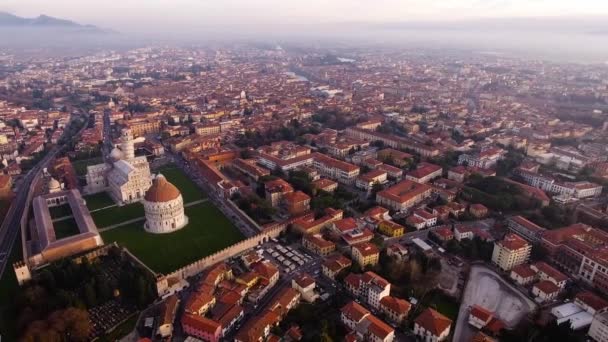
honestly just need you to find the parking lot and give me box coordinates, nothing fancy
[259,242,317,274]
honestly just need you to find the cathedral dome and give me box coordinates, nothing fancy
[144,174,181,203]
[110,147,123,161]
[48,177,61,193]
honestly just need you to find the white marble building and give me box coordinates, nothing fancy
[84,128,152,205]
[142,174,188,234]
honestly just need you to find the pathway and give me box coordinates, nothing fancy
[52,203,120,223]
[98,199,208,232]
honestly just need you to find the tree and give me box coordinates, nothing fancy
[135,275,149,307]
[83,282,97,308]
[445,239,462,255]
[319,320,334,342]
[428,257,442,272]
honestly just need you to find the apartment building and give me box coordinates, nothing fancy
[492,233,532,271]
[507,216,547,244]
[344,271,391,309]
[302,234,336,256]
[312,152,360,185]
[406,162,443,184]
[458,147,505,169]
[376,179,433,212]
[351,242,380,267]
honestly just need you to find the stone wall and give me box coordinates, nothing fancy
[156,225,285,296]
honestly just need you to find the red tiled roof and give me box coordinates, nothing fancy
[366,314,394,339]
[377,179,432,204]
[380,296,411,315]
[283,191,311,203]
[415,308,452,336]
[534,280,559,294]
[341,301,370,323]
[532,261,568,283]
[293,273,315,288]
[575,291,608,311]
[352,242,379,257]
[334,218,359,232]
[181,313,221,334]
[511,264,536,279]
[470,305,493,323]
[499,233,530,251]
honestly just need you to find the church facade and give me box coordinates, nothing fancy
[84,128,152,205]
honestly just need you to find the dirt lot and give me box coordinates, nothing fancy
[453,265,537,341]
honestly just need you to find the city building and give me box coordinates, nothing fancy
[340,301,395,342]
[351,242,380,267]
[588,309,608,342]
[302,234,335,256]
[16,189,104,281]
[492,233,532,271]
[413,308,452,342]
[312,152,360,185]
[458,148,505,169]
[84,128,152,204]
[344,271,391,309]
[377,220,405,238]
[181,314,222,342]
[406,162,443,184]
[376,179,433,212]
[322,255,352,280]
[379,296,411,324]
[507,216,546,244]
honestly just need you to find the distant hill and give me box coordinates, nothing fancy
[0,12,104,32]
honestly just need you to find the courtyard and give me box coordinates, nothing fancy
[53,218,81,239]
[100,202,245,274]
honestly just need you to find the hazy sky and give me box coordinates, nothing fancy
[3,0,608,34]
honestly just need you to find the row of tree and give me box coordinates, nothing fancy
[14,247,157,340]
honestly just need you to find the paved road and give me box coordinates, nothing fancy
[162,151,260,238]
[0,147,64,277]
[0,113,90,280]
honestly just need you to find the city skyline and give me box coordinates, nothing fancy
[2,0,608,34]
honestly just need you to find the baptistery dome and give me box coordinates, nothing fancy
[142,174,188,234]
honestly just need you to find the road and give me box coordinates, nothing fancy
[162,149,260,238]
[0,113,90,280]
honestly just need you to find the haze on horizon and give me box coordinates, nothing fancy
[2,0,608,63]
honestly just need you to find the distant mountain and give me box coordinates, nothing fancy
[0,12,104,31]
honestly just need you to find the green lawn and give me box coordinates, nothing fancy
[100,202,244,274]
[84,192,116,211]
[92,202,145,228]
[53,218,80,239]
[49,204,72,219]
[154,166,206,203]
[72,157,104,176]
[425,291,460,321]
